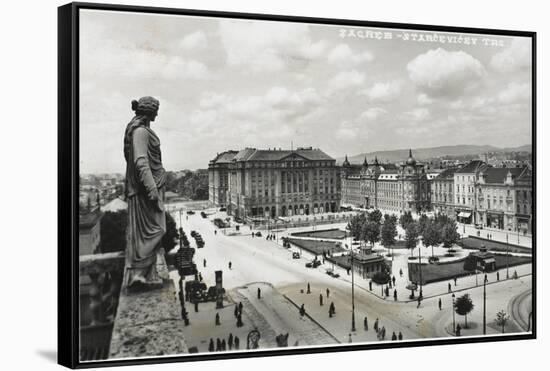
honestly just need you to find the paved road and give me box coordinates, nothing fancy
[509,289,532,331]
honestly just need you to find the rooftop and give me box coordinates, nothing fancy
[232,147,334,162]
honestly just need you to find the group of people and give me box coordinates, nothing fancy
[265,234,276,240]
[208,333,240,352]
[234,302,244,327]
[369,317,403,341]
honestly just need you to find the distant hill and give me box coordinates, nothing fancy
[339,144,532,165]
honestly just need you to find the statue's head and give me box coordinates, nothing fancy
[131,96,160,122]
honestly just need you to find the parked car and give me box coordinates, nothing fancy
[325,269,340,278]
[255,231,262,237]
[475,223,484,229]
[305,259,321,268]
[292,252,300,259]
[219,207,227,212]
[186,210,195,215]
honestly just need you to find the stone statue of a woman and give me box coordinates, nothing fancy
[123,96,166,290]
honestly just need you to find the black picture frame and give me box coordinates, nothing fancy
[58,2,536,368]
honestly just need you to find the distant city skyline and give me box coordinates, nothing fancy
[80,10,532,174]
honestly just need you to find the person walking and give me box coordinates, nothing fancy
[319,293,323,306]
[456,323,462,336]
[394,289,397,301]
[238,301,243,314]
[203,258,206,268]
[398,331,403,340]
[348,333,352,343]
[300,304,306,317]
[392,276,396,286]
[208,338,215,352]
[454,276,457,286]
[369,280,373,291]
[374,318,379,333]
[399,268,403,277]
[228,333,234,350]
[234,304,239,318]
[326,288,330,298]
[215,312,220,325]
[257,287,261,299]
[391,332,397,341]
[234,336,240,349]
[216,338,221,351]
[236,313,243,327]
[497,271,500,281]
[229,261,232,270]
[417,296,422,308]
[307,282,311,294]
[438,298,442,311]
[448,282,452,293]
[364,316,368,331]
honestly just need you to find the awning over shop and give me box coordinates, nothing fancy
[458,212,471,218]
[484,258,496,264]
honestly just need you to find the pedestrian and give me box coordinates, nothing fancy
[392,276,396,286]
[194,301,199,312]
[448,282,452,293]
[215,230,217,235]
[329,302,335,317]
[438,298,442,311]
[417,296,422,308]
[319,293,323,306]
[369,281,373,291]
[399,268,403,277]
[257,287,261,299]
[398,331,403,340]
[394,289,397,301]
[238,301,243,314]
[374,318,379,333]
[326,288,330,298]
[228,333,234,350]
[216,338,221,351]
[234,304,239,318]
[252,232,254,238]
[454,276,457,286]
[389,280,392,289]
[307,282,311,294]
[234,336,240,350]
[203,258,206,268]
[385,286,389,297]
[456,323,461,336]
[364,316,368,331]
[300,304,306,317]
[348,333,352,343]
[208,338,215,352]
[236,313,243,327]
[380,326,386,340]
[497,271,500,281]
[198,272,203,281]
[221,339,226,351]
[215,312,220,325]
[229,261,232,270]
[392,332,397,341]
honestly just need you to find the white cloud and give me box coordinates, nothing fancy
[498,82,531,104]
[490,37,532,73]
[362,81,401,102]
[327,44,374,66]
[417,93,434,105]
[328,70,366,92]
[405,108,430,121]
[218,19,326,73]
[407,48,485,97]
[179,31,207,50]
[336,121,358,140]
[359,107,387,121]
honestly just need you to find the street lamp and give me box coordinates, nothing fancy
[418,246,423,298]
[350,234,356,332]
[452,293,456,335]
[506,234,510,279]
[483,273,488,335]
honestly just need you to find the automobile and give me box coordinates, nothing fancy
[325,269,340,278]
[255,231,262,237]
[190,230,197,237]
[292,252,300,259]
[305,259,321,268]
[219,207,227,212]
[186,210,195,215]
[200,211,207,218]
[475,224,483,230]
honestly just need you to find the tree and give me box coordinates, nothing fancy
[422,220,441,259]
[441,220,461,248]
[418,214,430,236]
[405,221,419,257]
[454,293,474,328]
[162,212,178,252]
[100,210,128,253]
[362,221,380,247]
[381,215,398,257]
[347,213,367,245]
[399,211,413,230]
[495,310,510,333]
[368,209,383,224]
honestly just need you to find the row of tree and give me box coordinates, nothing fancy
[165,169,209,200]
[346,209,461,259]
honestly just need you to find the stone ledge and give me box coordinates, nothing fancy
[109,252,188,359]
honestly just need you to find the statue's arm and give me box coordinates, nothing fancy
[133,128,160,202]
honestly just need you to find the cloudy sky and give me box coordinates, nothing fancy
[79,9,532,174]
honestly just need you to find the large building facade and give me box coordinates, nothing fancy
[341,150,430,214]
[208,150,238,208]
[210,147,341,219]
[454,160,489,224]
[431,167,459,218]
[475,166,533,233]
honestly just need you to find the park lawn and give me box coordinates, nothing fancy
[460,237,531,255]
[287,238,346,256]
[413,254,531,284]
[291,228,348,240]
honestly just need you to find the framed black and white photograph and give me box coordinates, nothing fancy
[58,2,536,368]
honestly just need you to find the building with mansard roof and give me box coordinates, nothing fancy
[211,147,341,219]
[208,150,239,208]
[475,166,532,233]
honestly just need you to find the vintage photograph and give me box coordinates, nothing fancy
[76,7,534,363]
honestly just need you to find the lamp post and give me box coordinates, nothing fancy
[506,234,510,279]
[483,273,488,335]
[452,293,456,335]
[350,234,356,332]
[418,245,423,298]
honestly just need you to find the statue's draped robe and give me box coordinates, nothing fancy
[124,117,166,287]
